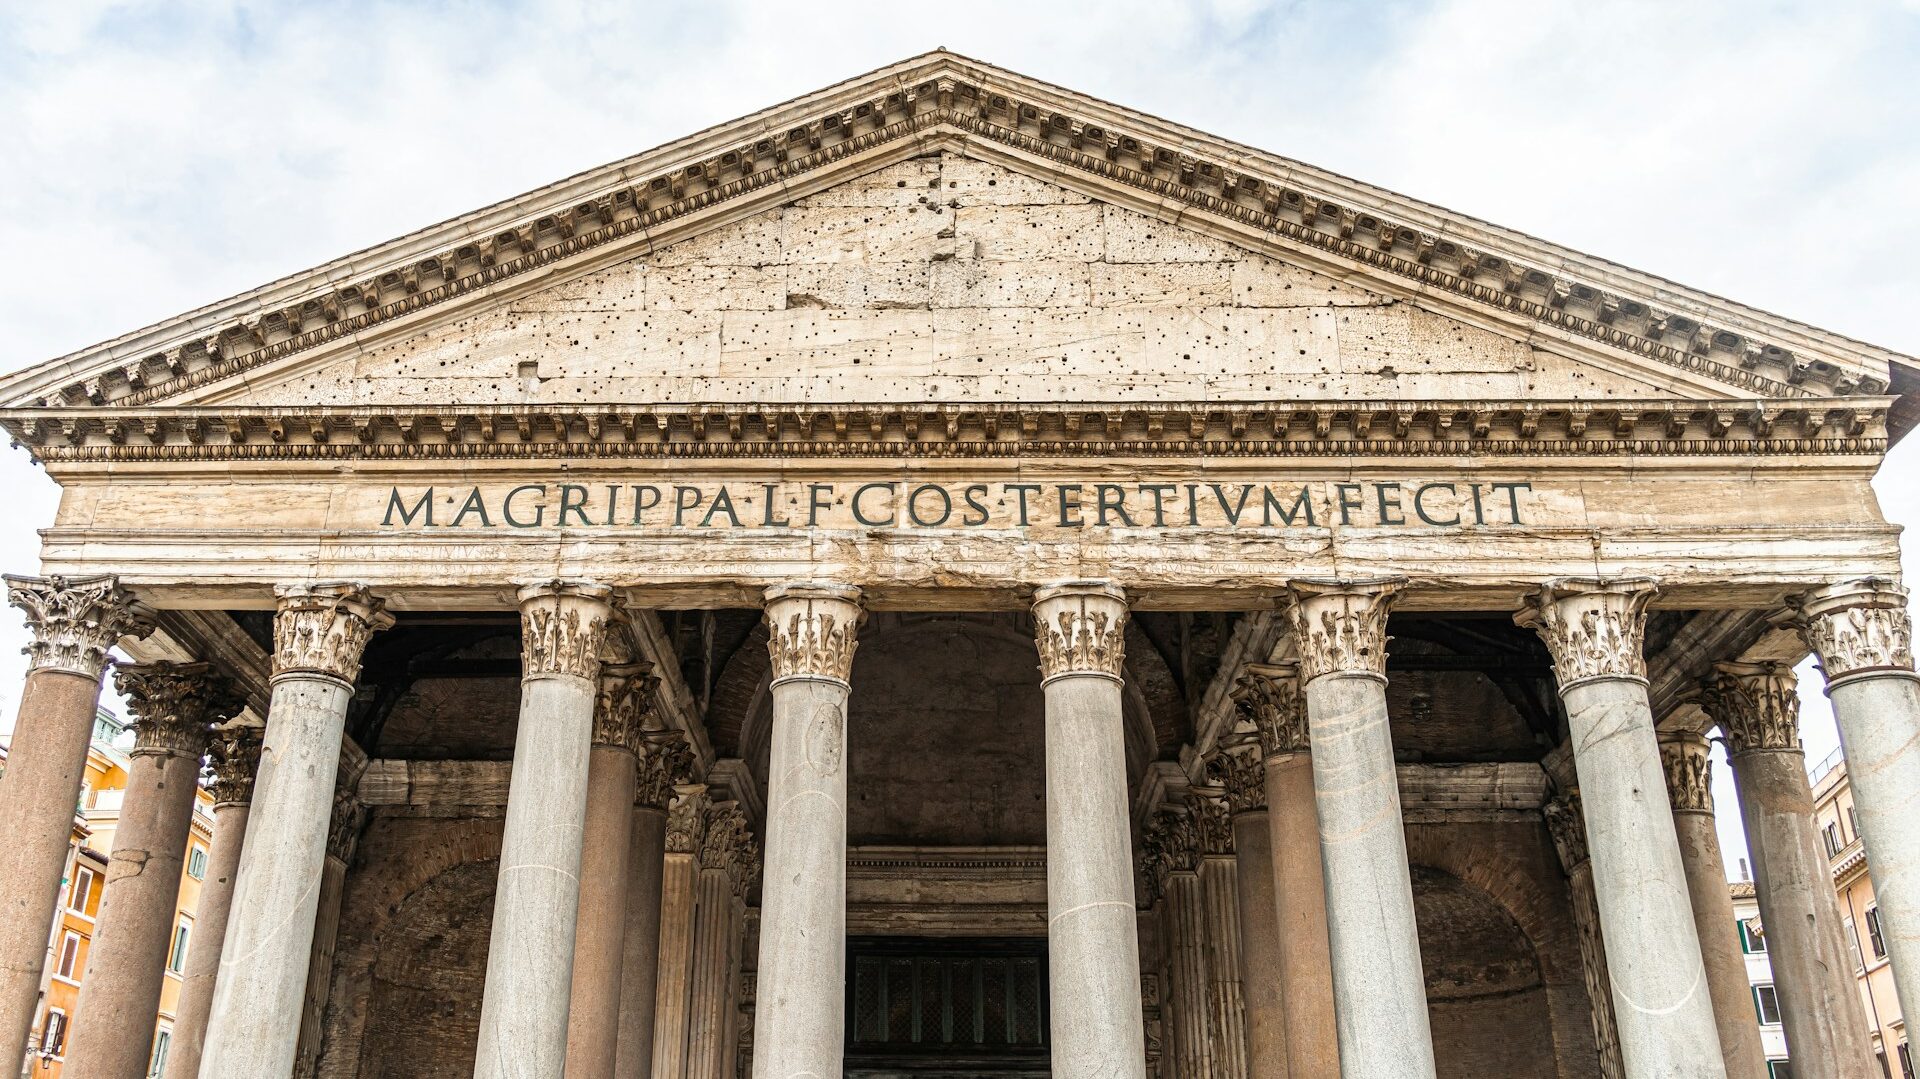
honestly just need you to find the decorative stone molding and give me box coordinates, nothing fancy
[1140,806,1202,886]
[700,801,760,898]
[1210,748,1266,814]
[114,661,242,759]
[764,582,864,684]
[1542,788,1591,872]
[1518,577,1658,690]
[637,738,693,810]
[271,582,393,683]
[1032,580,1129,682]
[1791,577,1915,683]
[516,579,613,681]
[5,573,152,679]
[1657,732,1714,814]
[1284,577,1404,681]
[592,661,656,752]
[665,784,710,854]
[1191,792,1234,857]
[1232,661,1308,757]
[206,723,265,806]
[326,782,365,864]
[1701,661,1801,754]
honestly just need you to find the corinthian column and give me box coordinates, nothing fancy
[753,581,862,1079]
[566,662,654,1078]
[617,738,688,1079]
[1234,661,1337,1079]
[1032,579,1147,1079]
[690,801,757,1079]
[1656,731,1769,1079]
[1213,750,1288,1079]
[652,783,709,1079]
[66,663,238,1079]
[1790,578,1920,1025]
[1519,578,1726,1079]
[1541,785,1624,1079]
[168,723,263,1079]
[1193,793,1248,1079]
[1700,662,1875,1079]
[1141,805,1212,1079]
[473,580,613,1078]
[0,575,149,1068]
[1284,577,1433,1079]
[201,582,391,1078]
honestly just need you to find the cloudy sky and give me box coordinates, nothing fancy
[1,0,1915,874]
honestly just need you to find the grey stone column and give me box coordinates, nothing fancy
[0,575,149,1069]
[1032,580,1148,1079]
[1215,750,1289,1079]
[1234,661,1337,1079]
[65,663,237,1079]
[1541,784,1625,1079]
[1284,577,1434,1079]
[1701,662,1877,1079]
[753,581,862,1079]
[651,784,709,1079]
[617,740,687,1079]
[168,724,262,1079]
[1791,578,1920,1027]
[295,777,363,1079]
[1657,731,1770,1079]
[473,579,614,1079]
[689,801,756,1079]
[566,662,653,1078]
[1194,793,1248,1079]
[1141,806,1212,1079]
[200,582,391,1078]
[1520,578,1726,1079]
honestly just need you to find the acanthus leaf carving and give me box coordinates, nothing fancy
[1232,662,1307,757]
[206,723,265,806]
[1209,748,1266,814]
[593,661,656,752]
[1793,578,1915,682]
[1656,733,1714,814]
[114,660,242,759]
[1542,787,1591,872]
[764,583,864,683]
[1032,581,1128,681]
[1191,792,1234,856]
[1284,578,1403,681]
[637,737,694,810]
[665,784,710,854]
[517,579,613,680]
[1700,661,1800,755]
[6,573,152,679]
[1518,577,1657,689]
[272,582,393,682]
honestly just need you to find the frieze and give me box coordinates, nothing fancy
[1519,577,1657,689]
[1232,662,1307,757]
[24,62,1880,414]
[765,583,864,683]
[272,582,393,683]
[6,574,152,679]
[1791,578,1915,681]
[1701,661,1801,755]
[518,580,613,681]
[1033,581,1128,681]
[207,723,265,806]
[115,661,242,759]
[1285,578,1403,681]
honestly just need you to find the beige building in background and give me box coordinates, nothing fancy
[1810,750,1911,1077]
[0,51,1917,1079]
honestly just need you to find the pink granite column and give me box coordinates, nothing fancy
[0,575,149,1070]
[65,663,240,1079]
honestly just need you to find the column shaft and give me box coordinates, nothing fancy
[1523,578,1726,1079]
[1267,752,1337,1079]
[1199,848,1248,1079]
[294,835,354,1079]
[1034,581,1147,1079]
[1793,578,1920,1030]
[168,799,249,1079]
[474,580,610,1078]
[1659,734,1769,1079]
[687,868,735,1079]
[651,786,707,1079]
[1162,867,1212,1078]
[1227,806,1289,1078]
[615,804,668,1079]
[0,575,145,1068]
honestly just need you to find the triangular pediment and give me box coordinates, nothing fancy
[0,50,1910,429]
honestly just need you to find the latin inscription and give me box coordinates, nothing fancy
[380,479,1534,530]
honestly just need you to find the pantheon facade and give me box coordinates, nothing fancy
[0,51,1916,1079]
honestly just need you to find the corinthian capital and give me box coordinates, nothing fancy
[6,574,152,679]
[1284,577,1403,681]
[1032,580,1128,681]
[764,582,864,683]
[665,784,710,853]
[1518,577,1657,689]
[701,800,761,896]
[114,661,242,759]
[1209,748,1266,813]
[207,723,265,806]
[1700,661,1800,754]
[1791,578,1914,683]
[1542,787,1591,872]
[637,737,693,810]
[517,580,613,680]
[1657,731,1714,814]
[1233,662,1308,757]
[272,582,394,682]
[593,662,656,753]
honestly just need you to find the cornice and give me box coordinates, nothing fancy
[0,398,1889,464]
[1,53,1908,416]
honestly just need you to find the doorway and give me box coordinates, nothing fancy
[845,936,1050,1077]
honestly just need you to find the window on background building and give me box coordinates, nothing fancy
[1741,918,1767,953]
[1754,983,1783,1025]
[186,844,207,880]
[147,1028,171,1078]
[1824,823,1843,857]
[56,932,80,979]
[1767,1062,1793,1079]
[1847,806,1858,840]
[68,867,96,914]
[1866,907,1888,959]
[1898,1041,1912,1079]
[168,918,190,973]
[1843,917,1867,971]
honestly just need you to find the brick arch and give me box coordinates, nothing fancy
[356,859,497,1076]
